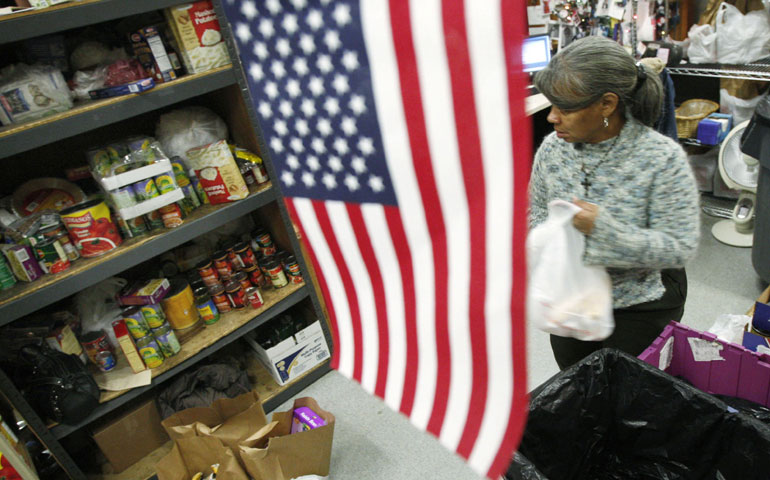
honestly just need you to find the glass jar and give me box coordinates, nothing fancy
[209,283,231,313]
[193,286,220,325]
[225,280,246,309]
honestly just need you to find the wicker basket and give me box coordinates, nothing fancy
[675,99,720,138]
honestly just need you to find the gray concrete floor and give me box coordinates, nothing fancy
[279,194,766,479]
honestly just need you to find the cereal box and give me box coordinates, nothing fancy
[185,140,248,204]
[164,1,230,75]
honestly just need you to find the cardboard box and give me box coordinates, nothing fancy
[245,320,330,386]
[164,1,230,75]
[117,278,170,306]
[92,399,169,473]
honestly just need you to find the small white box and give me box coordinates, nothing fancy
[245,320,331,386]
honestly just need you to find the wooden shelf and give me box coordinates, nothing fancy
[0,183,275,326]
[0,0,186,44]
[0,66,237,160]
[50,282,309,439]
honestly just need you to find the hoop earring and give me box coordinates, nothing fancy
[603,117,609,128]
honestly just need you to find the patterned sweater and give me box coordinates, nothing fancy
[528,117,700,308]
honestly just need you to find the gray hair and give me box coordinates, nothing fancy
[533,36,663,127]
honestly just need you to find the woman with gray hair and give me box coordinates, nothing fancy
[529,36,700,370]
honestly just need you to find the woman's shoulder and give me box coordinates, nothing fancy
[629,121,683,158]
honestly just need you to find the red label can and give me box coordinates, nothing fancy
[233,271,252,292]
[245,287,263,309]
[225,281,245,309]
[212,251,233,280]
[196,259,220,287]
[234,242,257,268]
[244,265,266,288]
[60,199,123,258]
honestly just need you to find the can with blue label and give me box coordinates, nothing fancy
[136,335,164,368]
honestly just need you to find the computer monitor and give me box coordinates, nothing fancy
[522,34,552,73]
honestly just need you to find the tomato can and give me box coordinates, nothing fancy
[244,265,267,288]
[33,238,70,274]
[212,251,234,279]
[233,270,252,292]
[122,306,151,339]
[80,330,116,372]
[283,255,304,284]
[264,258,288,288]
[209,283,231,313]
[234,241,257,268]
[151,322,181,357]
[224,280,246,309]
[135,335,164,368]
[159,203,184,228]
[60,199,123,258]
[253,229,276,256]
[223,240,244,270]
[140,303,167,329]
[196,259,220,287]
[245,287,263,309]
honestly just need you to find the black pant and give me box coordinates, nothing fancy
[550,268,688,370]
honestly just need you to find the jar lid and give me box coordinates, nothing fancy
[208,283,225,295]
[263,258,280,269]
[284,254,297,264]
[224,280,240,292]
[233,270,247,280]
[243,265,258,273]
[196,259,212,270]
[193,286,209,297]
[211,250,227,261]
[233,241,248,251]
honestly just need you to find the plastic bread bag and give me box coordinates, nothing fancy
[686,23,717,64]
[0,63,73,125]
[156,106,228,161]
[715,2,770,65]
[526,200,614,341]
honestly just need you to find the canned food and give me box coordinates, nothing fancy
[252,161,269,184]
[209,283,231,313]
[193,286,220,325]
[151,323,181,357]
[33,238,70,274]
[196,259,220,287]
[80,330,116,372]
[244,265,267,288]
[60,199,123,258]
[39,224,81,261]
[153,172,177,195]
[110,185,137,209]
[284,255,304,284]
[189,170,209,204]
[233,270,252,292]
[161,279,199,330]
[122,306,150,339]
[121,215,148,238]
[253,229,276,256]
[159,203,184,228]
[140,303,167,329]
[222,240,244,270]
[170,158,191,187]
[245,287,264,309]
[212,251,234,279]
[224,280,246,309]
[135,335,164,368]
[132,178,160,201]
[234,241,257,268]
[264,258,288,288]
[181,185,200,210]
[144,210,165,230]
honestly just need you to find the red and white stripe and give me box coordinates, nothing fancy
[286,0,530,477]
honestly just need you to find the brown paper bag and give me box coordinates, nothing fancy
[161,391,269,451]
[155,436,249,480]
[239,397,335,480]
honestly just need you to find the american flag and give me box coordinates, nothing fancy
[221,0,530,477]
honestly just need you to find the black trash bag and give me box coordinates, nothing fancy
[506,348,770,480]
[712,393,770,426]
[157,363,251,419]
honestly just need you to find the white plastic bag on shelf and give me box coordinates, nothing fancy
[0,63,73,125]
[720,89,766,126]
[75,277,128,348]
[687,24,717,64]
[155,106,228,161]
[707,313,751,344]
[715,3,770,64]
[527,200,614,341]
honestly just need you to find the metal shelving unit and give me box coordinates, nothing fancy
[669,59,770,81]
[0,2,334,478]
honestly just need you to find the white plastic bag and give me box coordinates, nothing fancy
[716,3,770,64]
[155,106,228,161]
[527,200,614,341]
[687,24,717,64]
[75,277,128,348]
[720,89,766,126]
[707,314,751,344]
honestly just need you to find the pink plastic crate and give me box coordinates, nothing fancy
[639,321,770,407]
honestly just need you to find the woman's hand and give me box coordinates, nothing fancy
[572,199,599,235]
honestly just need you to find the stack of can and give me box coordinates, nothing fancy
[195,238,267,313]
[121,305,181,369]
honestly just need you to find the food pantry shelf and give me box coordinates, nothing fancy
[668,60,770,81]
[0,0,185,45]
[0,183,276,325]
[0,66,237,160]
[50,282,312,440]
